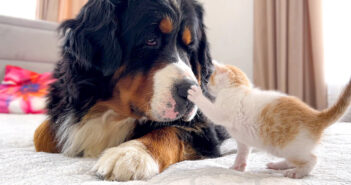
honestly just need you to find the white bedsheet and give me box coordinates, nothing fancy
[1,114,351,185]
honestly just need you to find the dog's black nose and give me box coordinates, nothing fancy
[172,79,198,118]
[175,79,198,100]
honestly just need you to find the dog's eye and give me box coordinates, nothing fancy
[145,38,158,47]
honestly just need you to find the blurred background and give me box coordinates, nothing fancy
[0,0,350,120]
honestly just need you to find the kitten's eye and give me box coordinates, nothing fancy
[145,38,157,46]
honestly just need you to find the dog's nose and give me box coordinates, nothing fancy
[175,79,198,100]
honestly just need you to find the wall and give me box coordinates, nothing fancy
[198,0,254,80]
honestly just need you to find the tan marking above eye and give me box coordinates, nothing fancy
[159,17,173,34]
[182,27,192,45]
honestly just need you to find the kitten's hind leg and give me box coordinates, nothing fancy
[232,141,250,172]
[266,160,294,170]
[284,154,317,179]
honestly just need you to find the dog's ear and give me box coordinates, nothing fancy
[197,30,213,89]
[59,0,127,76]
[192,3,214,90]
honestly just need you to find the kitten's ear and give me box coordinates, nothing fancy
[212,61,229,74]
[217,67,229,74]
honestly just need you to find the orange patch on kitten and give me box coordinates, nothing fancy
[259,96,316,147]
[260,79,351,148]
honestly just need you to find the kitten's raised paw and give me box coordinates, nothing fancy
[187,85,202,102]
[284,169,307,179]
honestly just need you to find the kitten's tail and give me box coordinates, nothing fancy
[318,78,351,127]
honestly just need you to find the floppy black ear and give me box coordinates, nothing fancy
[192,3,214,90]
[59,0,126,76]
[197,29,213,89]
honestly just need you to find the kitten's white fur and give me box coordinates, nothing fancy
[188,63,351,178]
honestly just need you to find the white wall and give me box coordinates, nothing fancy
[198,0,254,80]
[0,0,37,20]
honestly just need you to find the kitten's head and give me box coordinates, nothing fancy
[208,61,251,96]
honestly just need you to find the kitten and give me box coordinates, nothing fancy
[187,62,351,178]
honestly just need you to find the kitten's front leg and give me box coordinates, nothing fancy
[187,85,209,106]
[187,85,224,124]
[232,141,250,172]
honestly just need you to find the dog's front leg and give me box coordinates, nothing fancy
[93,127,192,181]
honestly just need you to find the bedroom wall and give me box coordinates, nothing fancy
[0,15,59,79]
[198,0,254,80]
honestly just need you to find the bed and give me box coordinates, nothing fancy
[1,114,351,185]
[1,15,351,185]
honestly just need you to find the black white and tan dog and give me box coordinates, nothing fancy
[34,0,229,181]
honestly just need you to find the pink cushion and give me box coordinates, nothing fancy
[0,65,55,114]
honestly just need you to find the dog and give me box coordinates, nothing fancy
[188,62,351,178]
[33,0,229,181]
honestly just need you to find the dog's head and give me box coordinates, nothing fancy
[59,0,212,122]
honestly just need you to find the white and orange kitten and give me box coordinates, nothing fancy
[187,62,351,178]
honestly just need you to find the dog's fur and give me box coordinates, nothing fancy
[33,0,229,181]
[188,62,351,178]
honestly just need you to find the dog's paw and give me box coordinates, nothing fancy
[93,140,159,181]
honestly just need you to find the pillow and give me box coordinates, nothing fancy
[0,65,55,114]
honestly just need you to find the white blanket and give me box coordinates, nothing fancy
[1,114,351,185]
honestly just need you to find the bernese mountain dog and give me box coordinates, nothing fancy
[33,0,229,181]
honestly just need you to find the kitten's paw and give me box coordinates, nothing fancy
[267,161,292,170]
[187,85,202,102]
[284,169,308,179]
[232,162,247,172]
[267,162,282,170]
